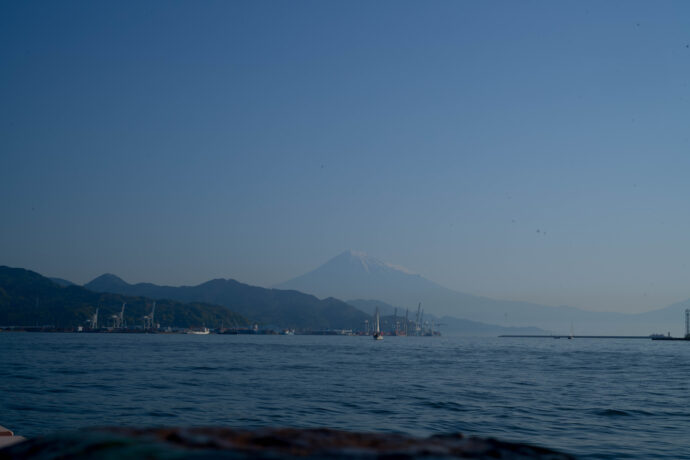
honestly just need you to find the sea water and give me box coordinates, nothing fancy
[2,333,690,459]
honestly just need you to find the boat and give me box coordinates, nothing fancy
[373,307,383,340]
[186,327,210,335]
[650,333,669,339]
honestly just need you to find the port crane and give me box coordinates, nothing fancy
[110,303,126,328]
[143,301,156,330]
[88,307,99,329]
[415,303,422,336]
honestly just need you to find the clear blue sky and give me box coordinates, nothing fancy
[2,1,690,313]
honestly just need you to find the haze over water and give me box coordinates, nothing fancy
[3,333,690,459]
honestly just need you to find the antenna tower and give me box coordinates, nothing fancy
[151,301,156,329]
[415,303,422,336]
[393,308,398,335]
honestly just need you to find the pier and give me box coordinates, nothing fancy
[499,335,652,339]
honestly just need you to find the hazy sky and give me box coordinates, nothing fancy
[2,1,690,313]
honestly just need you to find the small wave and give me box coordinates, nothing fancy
[55,368,89,375]
[339,401,361,409]
[149,384,173,390]
[422,401,466,412]
[186,365,220,371]
[46,388,72,394]
[11,374,39,380]
[7,404,36,412]
[7,404,61,413]
[171,406,201,413]
[596,409,631,417]
[146,411,176,418]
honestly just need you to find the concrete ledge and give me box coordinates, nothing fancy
[0,436,26,449]
[0,427,574,458]
[0,426,26,450]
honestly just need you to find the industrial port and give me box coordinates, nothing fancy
[0,302,441,337]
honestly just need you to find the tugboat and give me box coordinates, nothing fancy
[373,307,383,340]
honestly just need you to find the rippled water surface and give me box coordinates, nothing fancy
[2,333,690,458]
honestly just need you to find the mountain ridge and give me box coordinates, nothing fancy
[84,272,370,330]
[0,266,248,329]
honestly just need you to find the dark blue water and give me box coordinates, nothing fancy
[2,333,690,459]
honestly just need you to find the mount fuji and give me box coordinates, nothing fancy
[275,250,682,335]
[276,250,465,314]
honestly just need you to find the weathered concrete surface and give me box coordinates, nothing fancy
[0,426,24,450]
[0,427,574,459]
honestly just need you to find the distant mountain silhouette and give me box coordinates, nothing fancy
[0,266,248,329]
[49,277,75,287]
[276,250,456,306]
[85,273,129,291]
[275,250,574,326]
[85,273,369,330]
[347,299,399,317]
[277,250,688,335]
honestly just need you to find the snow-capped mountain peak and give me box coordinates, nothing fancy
[336,250,416,275]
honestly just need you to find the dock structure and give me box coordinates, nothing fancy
[0,425,25,449]
[505,309,690,341]
[650,308,690,340]
[500,335,651,339]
